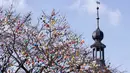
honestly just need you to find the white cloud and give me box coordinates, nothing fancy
[82,0,97,14]
[70,0,121,26]
[0,0,31,13]
[70,0,81,10]
[108,9,121,26]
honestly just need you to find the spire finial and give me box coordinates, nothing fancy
[96,1,100,28]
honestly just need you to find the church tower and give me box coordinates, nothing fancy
[90,1,106,66]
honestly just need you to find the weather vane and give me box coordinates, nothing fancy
[96,1,100,28]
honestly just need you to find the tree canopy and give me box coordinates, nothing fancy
[0,7,125,73]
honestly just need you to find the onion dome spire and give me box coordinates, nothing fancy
[91,1,106,66]
[92,1,104,42]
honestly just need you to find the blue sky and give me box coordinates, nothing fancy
[0,0,129,72]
